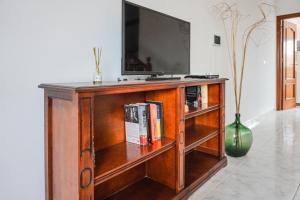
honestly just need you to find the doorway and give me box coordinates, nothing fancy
[276,13,300,110]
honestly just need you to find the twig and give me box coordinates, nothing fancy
[214,2,274,114]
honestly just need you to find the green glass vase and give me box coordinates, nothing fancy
[225,113,253,157]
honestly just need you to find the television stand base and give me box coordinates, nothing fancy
[145,77,181,81]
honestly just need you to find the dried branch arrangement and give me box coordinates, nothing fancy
[93,47,102,75]
[214,2,274,113]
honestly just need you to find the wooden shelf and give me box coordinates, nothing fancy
[94,138,176,186]
[185,151,227,188]
[185,125,219,152]
[104,177,176,200]
[185,103,219,119]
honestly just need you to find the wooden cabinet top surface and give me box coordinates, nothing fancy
[39,78,228,93]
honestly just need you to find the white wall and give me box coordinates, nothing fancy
[223,0,276,122]
[0,0,276,199]
[275,0,300,15]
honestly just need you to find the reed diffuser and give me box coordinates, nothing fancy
[93,47,102,83]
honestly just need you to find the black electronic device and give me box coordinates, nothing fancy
[145,76,181,81]
[122,1,190,76]
[184,75,219,79]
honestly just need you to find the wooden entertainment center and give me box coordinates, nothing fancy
[39,78,227,200]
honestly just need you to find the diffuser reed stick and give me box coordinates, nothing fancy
[93,47,102,83]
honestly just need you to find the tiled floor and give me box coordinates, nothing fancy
[190,108,300,200]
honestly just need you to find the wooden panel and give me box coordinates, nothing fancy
[94,164,146,199]
[185,117,194,128]
[79,97,94,200]
[282,21,297,109]
[44,93,53,200]
[277,16,284,110]
[219,83,225,158]
[208,84,220,105]
[182,151,227,199]
[285,84,295,99]
[175,87,185,192]
[47,89,74,101]
[94,93,145,151]
[52,98,79,200]
[285,26,296,79]
[196,136,219,157]
[194,109,219,129]
[39,78,228,93]
[146,148,176,189]
[80,98,93,156]
[185,151,220,187]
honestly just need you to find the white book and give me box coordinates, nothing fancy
[124,104,148,145]
[201,85,208,105]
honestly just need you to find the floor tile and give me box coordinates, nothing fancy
[190,108,300,200]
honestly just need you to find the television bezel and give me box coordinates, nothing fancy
[121,0,191,75]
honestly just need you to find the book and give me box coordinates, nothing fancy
[145,104,152,144]
[146,101,164,139]
[149,103,158,142]
[124,104,148,146]
[136,103,149,145]
[201,85,208,106]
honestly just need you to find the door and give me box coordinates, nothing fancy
[282,21,297,109]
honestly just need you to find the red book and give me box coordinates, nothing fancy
[149,104,158,142]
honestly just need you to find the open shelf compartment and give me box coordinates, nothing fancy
[93,88,178,190]
[185,103,219,120]
[185,150,226,189]
[95,148,177,200]
[105,177,176,200]
[184,83,220,120]
[184,109,220,152]
[185,125,219,152]
[94,138,175,185]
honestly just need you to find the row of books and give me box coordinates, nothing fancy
[124,101,164,146]
[185,85,208,109]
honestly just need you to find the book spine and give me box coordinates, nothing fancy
[145,101,164,140]
[156,104,161,140]
[158,103,164,139]
[146,104,152,144]
[201,85,208,105]
[197,86,202,107]
[149,104,158,142]
[138,105,148,145]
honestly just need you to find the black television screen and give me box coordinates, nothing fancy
[122,1,190,75]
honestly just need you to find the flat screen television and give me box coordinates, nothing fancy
[122,1,190,75]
